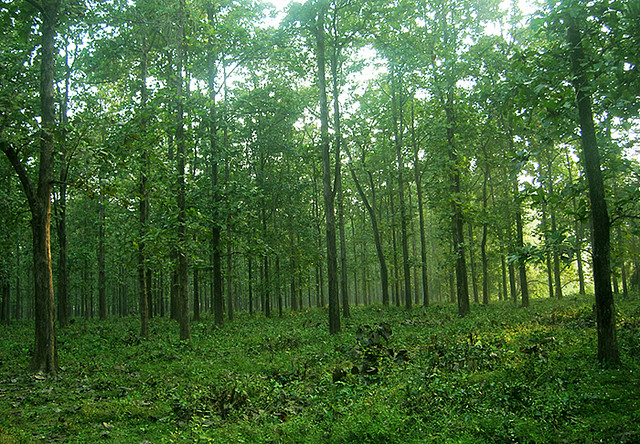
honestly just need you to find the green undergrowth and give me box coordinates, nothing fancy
[1,295,639,443]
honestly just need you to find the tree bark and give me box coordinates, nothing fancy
[207,5,224,327]
[391,67,412,310]
[547,166,563,300]
[137,35,150,338]
[468,223,479,304]
[480,147,490,305]
[316,0,340,333]
[567,17,619,365]
[444,89,469,315]
[331,41,350,319]
[176,0,190,341]
[0,0,60,375]
[413,105,430,307]
[347,160,390,307]
[98,191,106,320]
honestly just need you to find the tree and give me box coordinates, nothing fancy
[1,0,61,375]
[315,0,340,333]
[566,12,619,365]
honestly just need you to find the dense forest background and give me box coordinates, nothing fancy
[1,0,640,371]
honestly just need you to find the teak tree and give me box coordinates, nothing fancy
[566,13,619,365]
[1,0,60,375]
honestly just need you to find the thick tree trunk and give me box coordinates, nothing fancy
[567,18,619,365]
[316,0,340,333]
[35,1,59,372]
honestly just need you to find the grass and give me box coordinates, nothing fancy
[1,294,639,443]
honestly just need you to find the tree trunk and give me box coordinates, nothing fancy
[347,161,390,307]
[330,30,350,319]
[512,170,529,307]
[468,224,479,304]
[138,35,150,338]
[567,17,619,365]
[413,105,429,307]
[316,0,340,334]
[98,191,106,320]
[548,168,563,300]
[248,255,254,315]
[391,67,412,310]
[501,255,507,301]
[176,0,190,341]
[2,3,62,365]
[193,266,200,322]
[206,6,224,327]
[444,89,469,316]
[480,150,490,305]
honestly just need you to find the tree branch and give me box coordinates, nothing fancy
[1,141,37,212]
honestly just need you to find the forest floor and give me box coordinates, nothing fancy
[1,295,639,443]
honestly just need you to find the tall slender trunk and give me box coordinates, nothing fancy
[511,159,529,307]
[389,186,400,307]
[223,68,234,322]
[468,224,478,304]
[98,190,107,320]
[55,41,70,328]
[567,17,619,365]
[391,68,411,310]
[331,40,349,318]
[276,256,282,317]
[480,150,490,305]
[413,104,429,306]
[566,154,587,295]
[501,255,507,301]
[316,0,339,333]
[262,206,271,318]
[193,266,200,322]
[16,241,21,319]
[207,5,224,327]
[348,163,389,306]
[350,215,359,306]
[248,255,254,315]
[176,0,190,341]
[444,89,469,315]
[138,35,150,338]
[548,166,563,299]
